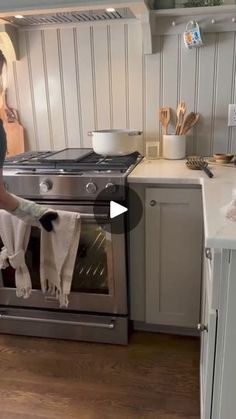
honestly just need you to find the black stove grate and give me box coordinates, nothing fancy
[4,150,141,172]
[60,151,141,171]
[4,151,52,165]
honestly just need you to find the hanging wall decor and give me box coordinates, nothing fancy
[183,21,204,49]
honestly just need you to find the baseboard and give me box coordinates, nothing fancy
[132,320,199,337]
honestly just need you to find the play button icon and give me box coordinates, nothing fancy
[110,201,128,219]
[93,185,143,235]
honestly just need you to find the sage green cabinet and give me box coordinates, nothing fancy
[145,187,203,328]
[129,185,203,330]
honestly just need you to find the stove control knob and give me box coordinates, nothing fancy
[105,182,117,194]
[40,180,53,193]
[86,182,97,194]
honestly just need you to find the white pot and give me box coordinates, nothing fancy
[88,129,143,156]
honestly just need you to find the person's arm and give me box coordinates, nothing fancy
[0,119,58,231]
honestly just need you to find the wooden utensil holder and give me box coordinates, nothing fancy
[163,135,186,160]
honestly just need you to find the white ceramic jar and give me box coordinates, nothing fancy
[163,134,186,160]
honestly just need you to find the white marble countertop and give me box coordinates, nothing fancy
[128,158,236,249]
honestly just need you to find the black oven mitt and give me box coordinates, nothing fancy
[39,211,59,232]
[9,195,59,232]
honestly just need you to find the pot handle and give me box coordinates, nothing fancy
[128,130,143,136]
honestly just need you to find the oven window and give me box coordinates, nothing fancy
[0,221,112,295]
[71,223,110,294]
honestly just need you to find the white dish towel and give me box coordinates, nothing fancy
[40,210,81,307]
[0,210,32,298]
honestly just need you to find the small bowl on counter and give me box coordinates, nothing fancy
[213,153,234,164]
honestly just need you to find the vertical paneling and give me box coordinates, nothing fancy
[27,30,51,150]
[180,43,197,155]
[110,24,126,129]
[43,29,66,150]
[214,33,234,154]
[76,26,95,148]
[93,25,110,129]
[7,22,236,156]
[128,22,143,129]
[59,28,82,148]
[162,35,179,134]
[127,22,143,153]
[145,37,161,143]
[197,33,217,156]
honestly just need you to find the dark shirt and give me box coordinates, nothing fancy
[0,119,6,168]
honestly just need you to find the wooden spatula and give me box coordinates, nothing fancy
[181,112,200,135]
[175,101,186,135]
[159,107,171,135]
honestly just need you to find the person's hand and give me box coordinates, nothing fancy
[39,211,58,232]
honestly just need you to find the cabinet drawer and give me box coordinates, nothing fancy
[204,248,221,310]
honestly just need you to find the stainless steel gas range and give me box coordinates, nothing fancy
[0,148,142,344]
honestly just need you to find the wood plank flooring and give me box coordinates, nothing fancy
[0,332,200,419]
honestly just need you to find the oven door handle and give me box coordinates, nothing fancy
[80,213,108,219]
[0,313,115,329]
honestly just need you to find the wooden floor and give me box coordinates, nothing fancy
[0,332,200,419]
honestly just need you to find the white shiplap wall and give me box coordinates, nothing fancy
[7,20,236,155]
[146,31,236,156]
[11,21,143,152]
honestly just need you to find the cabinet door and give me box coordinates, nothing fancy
[200,263,217,419]
[145,187,203,327]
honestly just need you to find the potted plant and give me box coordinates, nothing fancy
[184,0,223,6]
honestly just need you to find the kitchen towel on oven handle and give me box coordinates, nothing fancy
[0,210,32,298]
[40,210,81,308]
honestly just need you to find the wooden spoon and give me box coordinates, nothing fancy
[181,112,200,135]
[159,107,171,135]
[175,101,186,135]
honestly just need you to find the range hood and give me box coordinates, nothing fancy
[2,8,137,26]
[0,0,154,55]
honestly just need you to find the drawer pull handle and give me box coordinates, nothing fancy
[150,200,157,207]
[205,248,212,260]
[197,323,208,332]
[0,313,115,329]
